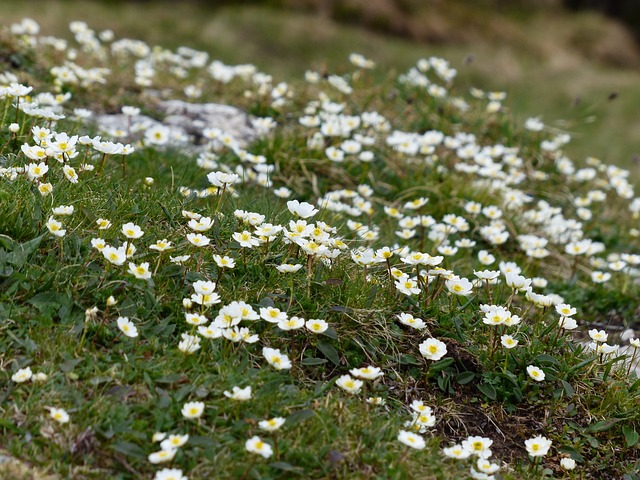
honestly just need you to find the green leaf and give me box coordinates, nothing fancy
[566,356,597,375]
[7,235,43,268]
[89,376,112,385]
[286,409,314,427]
[478,383,497,400]
[259,297,275,308]
[456,372,475,385]
[586,419,620,433]
[534,354,560,366]
[623,426,639,447]
[301,357,327,366]
[317,341,340,366]
[59,357,82,372]
[429,357,454,373]
[321,328,338,340]
[155,373,187,384]
[80,206,96,223]
[270,461,304,474]
[497,371,519,387]
[436,374,450,392]
[399,354,420,365]
[28,292,62,315]
[189,436,216,448]
[111,440,146,459]
[0,265,13,277]
[560,380,574,397]
[313,380,334,398]
[558,446,584,463]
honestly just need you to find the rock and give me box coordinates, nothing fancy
[91,101,259,150]
[159,100,258,144]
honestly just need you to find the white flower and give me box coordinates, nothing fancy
[443,444,472,459]
[121,222,144,239]
[26,161,48,179]
[504,271,531,291]
[335,374,363,394]
[178,333,201,354]
[395,278,420,296]
[349,365,383,380]
[186,233,210,247]
[555,303,577,317]
[188,216,214,232]
[224,386,252,401]
[419,338,447,361]
[185,313,208,326]
[12,367,33,383]
[213,255,235,269]
[397,313,426,330]
[117,317,138,338]
[181,401,205,419]
[192,280,217,295]
[474,270,500,281]
[588,329,608,343]
[150,239,172,251]
[63,165,78,183]
[500,335,518,349]
[278,316,305,331]
[245,435,273,458]
[446,277,473,296]
[232,231,259,248]
[46,217,66,237]
[287,200,319,219]
[559,316,578,330]
[263,347,292,370]
[591,271,611,283]
[524,435,552,457]
[207,171,239,186]
[260,307,287,323]
[148,448,178,464]
[160,434,189,451]
[305,319,328,334]
[198,325,223,339]
[258,417,286,432]
[49,407,70,424]
[397,430,426,450]
[560,457,576,470]
[276,263,303,273]
[526,365,545,382]
[273,186,292,198]
[461,436,493,459]
[52,205,74,216]
[153,468,188,480]
[476,458,500,474]
[128,262,151,280]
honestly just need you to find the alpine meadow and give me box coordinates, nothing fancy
[1,10,640,480]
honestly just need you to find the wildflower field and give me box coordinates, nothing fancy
[1,14,640,480]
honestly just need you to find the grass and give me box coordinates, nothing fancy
[1,6,640,480]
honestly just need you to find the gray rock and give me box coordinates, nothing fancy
[158,100,258,147]
[91,101,259,150]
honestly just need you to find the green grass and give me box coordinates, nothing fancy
[1,6,640,480]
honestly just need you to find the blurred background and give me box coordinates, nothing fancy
[2,0,639,174]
